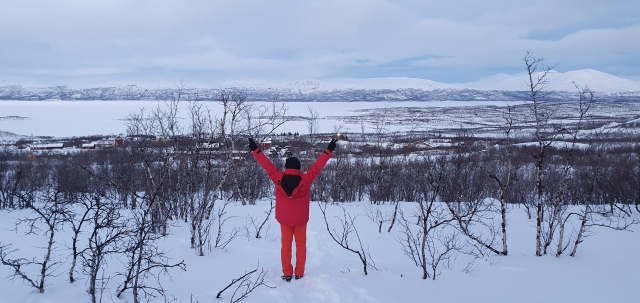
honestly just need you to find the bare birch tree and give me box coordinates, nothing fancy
[486,105,517,255]
[82,196,128,303]
[523,51,564,256]
[186,90,287,255]
[66,193,95,283]
[553,83,593,257]
[396,157,456,279]
[307,105,320,146]
[0,183,67,293]
[116,203,186,303]
[319,202,377,275]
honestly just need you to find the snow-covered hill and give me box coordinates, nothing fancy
[0,130,22,142]
[460,69,640,92]
[225,77,457,93]
[231,69,640,93]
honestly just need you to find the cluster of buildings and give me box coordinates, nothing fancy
[10,135,454,159]
[27,136,124,151]
[81,136,124,149]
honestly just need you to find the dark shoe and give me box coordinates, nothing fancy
[295,275,303,280]
[282,275,293,282]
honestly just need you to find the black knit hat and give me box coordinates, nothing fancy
[285,157,300,169]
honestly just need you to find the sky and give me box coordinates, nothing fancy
[1,0,639,87]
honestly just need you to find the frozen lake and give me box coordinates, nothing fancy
[0,100,526,138]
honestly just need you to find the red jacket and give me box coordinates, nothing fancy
[253,149,333,226]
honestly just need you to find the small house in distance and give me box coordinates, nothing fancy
[197,141,220,150]
[97,136,123,147]
[258,138,271,151]
[83,136,124,149]
[30,143,64,150]
[414,141,430,148]
[114,136,124,146]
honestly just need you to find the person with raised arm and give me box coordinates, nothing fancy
[248,138,337,282]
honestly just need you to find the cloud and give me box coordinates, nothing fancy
[0,0,639,85]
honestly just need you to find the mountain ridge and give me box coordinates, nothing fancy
[1,69,639,102]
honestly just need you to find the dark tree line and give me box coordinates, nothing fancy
[3,141,637,211]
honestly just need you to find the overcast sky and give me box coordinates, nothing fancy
[1,0,639,87]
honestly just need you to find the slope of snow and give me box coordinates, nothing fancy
[0,130,22,140]
[313,77,456,91]
[0,201,637,303]
[459,69,640,92]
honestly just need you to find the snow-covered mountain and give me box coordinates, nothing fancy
[460,69,640,92]
[223,77,457,93]
[221,69,640,93]
[1,69,639,102]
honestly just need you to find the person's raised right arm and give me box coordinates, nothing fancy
[249,138,281,182]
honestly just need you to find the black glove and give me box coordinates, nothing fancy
[248,138,258,151]
[327,139,337,152]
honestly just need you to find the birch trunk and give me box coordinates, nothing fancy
[570,204,589,257]
[38,226,55,293]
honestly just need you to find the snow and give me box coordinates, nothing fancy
[1,201,638,303]
[0,100,526,137]
[2,99,638,140]
[220,69,640,93]
[0,101,138,137]
[460,69,640,92]
[222,77,457,93]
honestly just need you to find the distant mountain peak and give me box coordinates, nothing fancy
[460,69,640,92]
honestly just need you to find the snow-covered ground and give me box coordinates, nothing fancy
[0,200,638,303]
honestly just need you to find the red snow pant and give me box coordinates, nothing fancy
[280,224,307,276]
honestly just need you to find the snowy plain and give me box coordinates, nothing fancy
[0,200,638,303]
